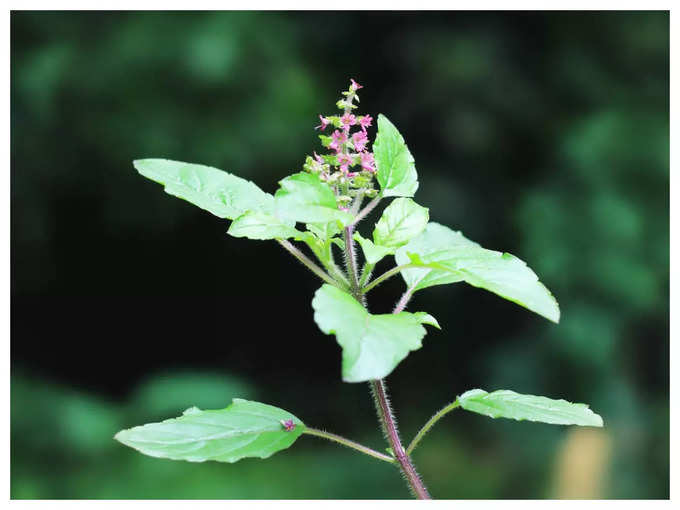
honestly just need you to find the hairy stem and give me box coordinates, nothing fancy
[341,221,431,499]
[277,240,339,287]
[369,380,431,499]
[406,400,460,456]
[351,194,381,226]
[393,280,420,314]
[343,225,362,300]
[303,427,396,464]
[359,262,374,287]
[326,242,351,287]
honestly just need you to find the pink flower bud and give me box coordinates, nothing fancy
[281,419,296,432]
[315,115,330,131]
[350,79,363,92]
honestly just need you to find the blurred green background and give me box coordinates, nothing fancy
[11,11,668,499]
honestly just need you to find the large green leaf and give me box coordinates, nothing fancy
[353,232,395,265]
[114,399,305,463]
[228,211,303,240]
[134,159,273,219]
[311,284,439,382]
[373,114,419,197]
[395,223,560,323]
[373,197,429,248]
[275,172,353,226]
[457,389,603,427]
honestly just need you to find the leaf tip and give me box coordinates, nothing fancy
[113,429,128,444]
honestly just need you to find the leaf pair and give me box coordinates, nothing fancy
[113,390,602,465]
[134,159,350,242]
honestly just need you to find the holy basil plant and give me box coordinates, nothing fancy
[117,79,603,499]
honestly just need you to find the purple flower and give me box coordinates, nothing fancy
[337,153,353,174]
[340,113,356,131]
[281,419,296,432]
[359,115,373,132]
[350,79,363,92]
[352,131,368,152]
[315,115,330,131]
[360,152,376,173]
[329,129,347,153]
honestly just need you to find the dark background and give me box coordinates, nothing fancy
[11,11,669,499]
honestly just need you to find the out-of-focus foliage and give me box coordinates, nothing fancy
[11,373,404,499]
[11,11,667,499]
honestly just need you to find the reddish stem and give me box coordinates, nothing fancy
[370,379,431,499]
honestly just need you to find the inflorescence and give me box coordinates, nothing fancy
[303,79,378,210]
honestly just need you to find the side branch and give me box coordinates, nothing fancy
[350,195,381,226]
[277,240,339,287]
[303,427,396,464]
[362,264,418,294]
[406,400,460,456]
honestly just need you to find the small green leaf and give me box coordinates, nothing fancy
[275,172,353,226]
[353,232,395,265]
[134,159,273,219]
[412,312,441,329]
[373,114,419,198]
[306,221,342,242]
[228,211,304,240]
[311,284,438,382]
[457,389,603,427]
[114,399,305,463]
[373,197,429,248]
[395,223,560,323]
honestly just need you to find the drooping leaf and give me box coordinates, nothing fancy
[395,223,560,323]
[353,232,395,265]
[457,389,603,427]
[373,114,419,198]
[373,197,429,248]
[311,284,439,382]
[275,172,353,226]
[134,159,273,219]
[228,211,303,240]
[412,312,441,329]
[114,399,305,463]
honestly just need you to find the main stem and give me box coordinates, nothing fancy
[342,224,431,499]
[370,379,431,499]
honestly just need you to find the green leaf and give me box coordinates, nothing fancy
[311,284,438,382]
[228,211,304,240]
[373,114,419,197]
[275,172,353,226]
[114,399,305,463]
[373,197,429,248]
[306,221,342,241]
[134,159,273,219]
[353,232,395,265]
[457,389,603,427]
[395,223,560,323]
